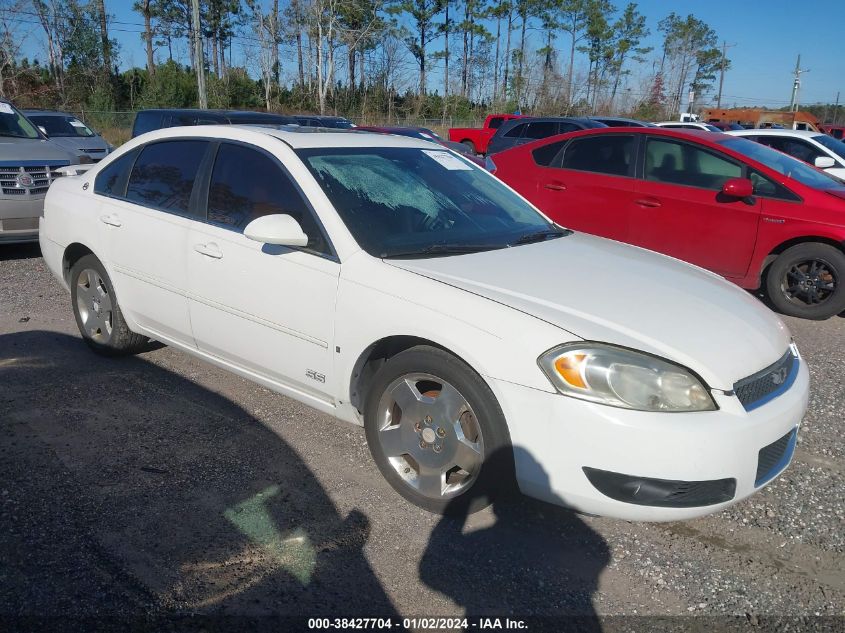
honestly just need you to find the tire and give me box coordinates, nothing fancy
[70,254,148,355]
[765,243,845,320]
[364,345,513,514]
[461,140,477,155]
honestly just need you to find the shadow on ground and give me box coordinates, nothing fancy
[0,330,395,626]
[420,447,609,630]
[0,243,41,261]
[0,329,610,630]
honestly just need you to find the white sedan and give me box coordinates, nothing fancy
[39,125,809,521]
[726,128,845,180]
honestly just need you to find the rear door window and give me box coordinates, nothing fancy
[560,135,634,177]
[125,140,208,216]
[523,121,559,139]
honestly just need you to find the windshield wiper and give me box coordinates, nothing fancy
[380,243,504,258]
[511,227,571,246]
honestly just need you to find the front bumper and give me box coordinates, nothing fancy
[0,196,45,244]
[490,358,809,521]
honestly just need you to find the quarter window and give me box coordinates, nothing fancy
[560,135,634,176]
[504,123,525,138]
[645,138,741,189]
[532,140,567,167]
[125,140,208,215]
[94,150,138,197]
[206,143,327,253]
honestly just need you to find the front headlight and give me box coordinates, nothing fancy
[538,343,716,412]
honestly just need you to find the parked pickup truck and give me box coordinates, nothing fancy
[448,113,524,155]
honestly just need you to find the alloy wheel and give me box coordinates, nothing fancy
[375,373,484,501]
[75,268,114,342]
[782,258,837,306]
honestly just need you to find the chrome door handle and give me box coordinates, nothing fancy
[544,183,567,191]
[194,243,223,259]
[635,198,662,208]
[99,214,122,227]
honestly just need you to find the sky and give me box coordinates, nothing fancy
[13,0,845,110]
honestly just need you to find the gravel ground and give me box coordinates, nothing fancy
[1,243,843,631]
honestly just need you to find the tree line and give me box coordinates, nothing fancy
[0,0,737,121]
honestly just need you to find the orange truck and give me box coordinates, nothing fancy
[702,108,821,131]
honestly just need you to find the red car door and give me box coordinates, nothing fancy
[630,136,761,279]
[526,133,638,242]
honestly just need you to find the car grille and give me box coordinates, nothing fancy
[733,348,798,411]
[0,164,67,196]
[755,428,797,487]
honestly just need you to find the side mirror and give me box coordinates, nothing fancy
[814,156,836,169]
[721,177,754,199]
[244,214,308,247]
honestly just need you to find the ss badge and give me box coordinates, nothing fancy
[306,369,326,383]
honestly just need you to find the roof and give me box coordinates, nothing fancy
[726,129,823,138]
[22,110,75,117]
[131,124,435,150]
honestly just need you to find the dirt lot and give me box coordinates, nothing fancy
[1,243,843,631]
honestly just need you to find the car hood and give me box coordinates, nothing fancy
[0,137,77,163]
[47,136,110,154]
[386,233,791,389]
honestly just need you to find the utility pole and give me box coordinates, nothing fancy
[788,54,809,114]
[834,91,841,125]
[191,0,207,109]
[716,41,736,109]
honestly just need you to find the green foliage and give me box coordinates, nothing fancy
[137,60,198,108]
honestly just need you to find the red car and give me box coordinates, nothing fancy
[490,127,845,319]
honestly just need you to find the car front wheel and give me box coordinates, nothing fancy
[70,254,148,355]
[766,243,845,320]
[364,345,513,514]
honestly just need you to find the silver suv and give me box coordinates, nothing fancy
[0,101,80,244]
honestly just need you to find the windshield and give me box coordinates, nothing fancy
[0,103,40,139]
[813,134,845,161]
[720,137,845,191]
[297,147,561,257]
[27,114,95,138]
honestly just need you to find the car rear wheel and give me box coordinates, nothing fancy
[461,140,477,155]
[765,243,845,319]
[70,255,148,355]
[364,345,513,514]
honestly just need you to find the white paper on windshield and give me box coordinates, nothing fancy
[70,119,87,127]
[0,103,14,115]
[422,149,473,170]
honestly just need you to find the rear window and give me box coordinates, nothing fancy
[126,140,208,215]
[488,117,505,129]
[132,112,162,137]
